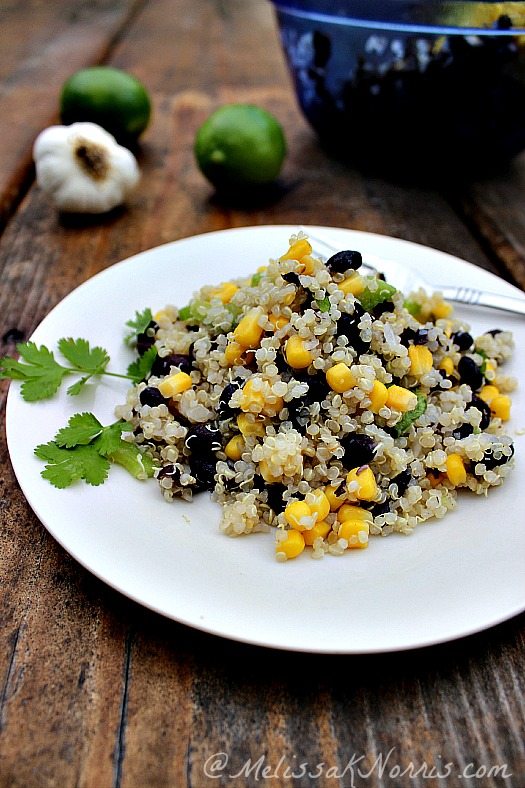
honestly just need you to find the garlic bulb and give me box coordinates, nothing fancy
[33,122,140,213]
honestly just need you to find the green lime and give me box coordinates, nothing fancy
[194,104,286,191]
[60,66,151,142]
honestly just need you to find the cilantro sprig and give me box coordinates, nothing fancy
[35,413,155,488]
[124,308,153,346]
[1,337,154,402]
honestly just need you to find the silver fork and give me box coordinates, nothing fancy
[308,233,525,317]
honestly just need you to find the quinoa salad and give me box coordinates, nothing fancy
[115,232,516,561]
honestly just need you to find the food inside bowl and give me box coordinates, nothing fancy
[116,233,516,560]
[271,0,525,173]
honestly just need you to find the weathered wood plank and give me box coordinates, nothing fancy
[0,0,142,226]
[456,157,525,290]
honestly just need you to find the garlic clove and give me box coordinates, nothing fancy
[33,121,140,214]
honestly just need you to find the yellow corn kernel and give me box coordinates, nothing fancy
[442,320,454,337]
[224,341,245,366]
[446,453,467,486]
[299,254,318,276]
[338,519,369,549]
[326,362,357,393]
[224,435,244,461]
[338,504,373,523]
[432,299,453,319]
[284,500,313,530]
[325,484,346,511]
[408,345,433,376]
[439,357,454,376]
[212,282,238,304]
[233,307,265,349]
[276,529,306,560]
[306,489,331,522]
[346,465,377,501]
[339,274,365,297]
[280,238,312,262]
[386,385,418,413]
[259,459,282,483]
[237,413,266,437]
[257,265,267,273]
[285,335,314,369]
[479,385,500,405]
[269,313,288,331]
[369,380,388,413]
[239,377,283,417]
[157,372,192,398]
[490,394,511,421]
[303,520,331,546]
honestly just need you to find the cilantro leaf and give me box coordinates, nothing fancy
[126,346,157,383]
[66,376,92,396]
[394,393,428,437]
[58,338,110,374]
[125,308,153,346]
[34,441,110,488]
[35,414,150,488]
[0,342,68,401]
[95,421,133,457]
[54,412,104,448]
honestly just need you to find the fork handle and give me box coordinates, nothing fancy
[439,286,525,316]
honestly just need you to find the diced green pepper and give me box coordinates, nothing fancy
[358,280,397,311]
[394,393,427,437]
[316,296,331,312]
[404,299,422,317]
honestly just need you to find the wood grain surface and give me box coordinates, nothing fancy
[1,1,524,787]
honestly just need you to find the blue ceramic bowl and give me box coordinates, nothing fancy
[270,1,525,175]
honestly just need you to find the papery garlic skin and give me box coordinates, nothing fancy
[33,122,140,213]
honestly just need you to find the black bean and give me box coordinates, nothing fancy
[399,327,416,346]
[139,386,169,407]
[392,469,411,496]
[136,320,159,356]
[369,500,391,517]
[265,483,287,514]
[371,299,395,318]
[326,250,362,275]
[467,394,491,430]
[189,455,216,492]
[480,442,514,471]
[185,423,221,453]
[458,356,483,391]
[151,352,192,376]
[452,331,474,351]
[218,380,242,420]
[336,313,371,355]
[413,329,429,345]
[486,329,502,337]
[452,423,474,439]
[282,272,301,286]
[340,434,377,468]
[157,464,179,481]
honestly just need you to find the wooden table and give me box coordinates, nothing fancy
[1,2,524,786]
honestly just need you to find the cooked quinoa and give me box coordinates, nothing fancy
[115,232,516,560]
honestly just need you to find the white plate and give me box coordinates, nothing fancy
[6,225,525,653]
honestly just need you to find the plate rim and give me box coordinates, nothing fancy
[5,224,525,653]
